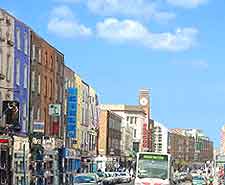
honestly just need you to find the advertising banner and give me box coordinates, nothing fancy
[66,88,77,138]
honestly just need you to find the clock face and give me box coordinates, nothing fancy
[140,97,148,106]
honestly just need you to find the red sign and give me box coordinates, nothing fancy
[52,120,59,135]
[0,139,9,143]
[142,123,148,148]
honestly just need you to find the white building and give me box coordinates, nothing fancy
[100,104,146,157]
[153,121,169,154]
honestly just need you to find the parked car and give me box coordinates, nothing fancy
[192,176,207,185]
[103,172,115,185]
[96,171,106,182]
[118,172,132,183]
[74,173,102,185]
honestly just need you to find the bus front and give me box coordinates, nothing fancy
[135,153,171,185]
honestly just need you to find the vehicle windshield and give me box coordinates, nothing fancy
[74,175,96,183]
[138,158,168,180]
[193,176,204,181]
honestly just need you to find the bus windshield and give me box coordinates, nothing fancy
[137,154,169,180]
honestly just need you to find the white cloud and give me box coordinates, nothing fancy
[166,0,207,8]
[87,0,175,22]
[48,5,92,38]
[171,60,209,69]
[96,18,198,51]
[51,5,74,18]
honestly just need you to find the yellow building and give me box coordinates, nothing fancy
[74,73,82,149]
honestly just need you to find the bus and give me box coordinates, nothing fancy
[135,152,175,185]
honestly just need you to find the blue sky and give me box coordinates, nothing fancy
[1,0,225,146]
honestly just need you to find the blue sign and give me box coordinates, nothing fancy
[66,88,77,138]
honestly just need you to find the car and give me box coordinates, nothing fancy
[192,176,207,185]
[103,172,115,185]
[74,173,102,185]
[96,171,106,182]
[118,172,132,183]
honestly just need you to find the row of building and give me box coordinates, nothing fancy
[97,97,214,171]
[0,8,214,185]
[0,8,100,185]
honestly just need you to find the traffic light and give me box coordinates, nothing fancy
[2,101,20,127]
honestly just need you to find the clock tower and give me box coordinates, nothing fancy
[139,89,153,152]
[139,89,151,119]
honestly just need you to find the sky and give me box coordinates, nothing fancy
[1,0,225,147]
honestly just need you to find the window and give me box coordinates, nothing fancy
[44,76,47,97]
[31,71,35,91]
[50,79,53,99]
[134,129,137,138]
[127,116,129,122]
[45,51,47,65]
[134,117,137,124]
[16,59,20,85]
[16,28,20,50]
[24,32,28,54]
[38,74,41,94]
[0,50,3,74]
[6,54,11,81]
[32,44,35,60]
[0,28,2,42]
[37,108,40,120]
[24,64,27,88]
[130,117,134,124]
[23,103,26,118]
[38,48,41,63]
[50,56,53,70]
[30,107,34,130]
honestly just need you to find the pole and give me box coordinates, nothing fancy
[23,143,26,185]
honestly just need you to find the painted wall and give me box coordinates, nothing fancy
[0,9,15,127]
[14,19,30,134]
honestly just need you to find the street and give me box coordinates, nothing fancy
[115,180,192,185]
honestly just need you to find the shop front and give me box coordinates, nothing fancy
[61,147,81,185]
[0,135,13,185]
[12,136,30,185]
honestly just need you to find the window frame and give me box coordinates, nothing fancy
[16,59,20,85]
[16,28,21,50]
[23,63,28,88]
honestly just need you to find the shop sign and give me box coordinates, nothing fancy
[43,138,55,151]
[49,104,61,117]
[66,88,77,138]
[33,121,44,133]
[32,138,42,145]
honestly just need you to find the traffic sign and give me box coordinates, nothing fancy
[49,104,61,117]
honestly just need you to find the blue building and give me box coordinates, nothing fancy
[13,19,30,134]
[13,18,31,184]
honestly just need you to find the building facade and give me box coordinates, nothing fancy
[220,125,225,154]
[169,130,195,167]
[100,104,146,168]
[13,18,30,135]
[62,65,81,184]
[0,9,15,127]
[169,128,213,166]
[13,19,31,185]
[98,110,122,171]
[29,31,64,185]
[152,121,169,154]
